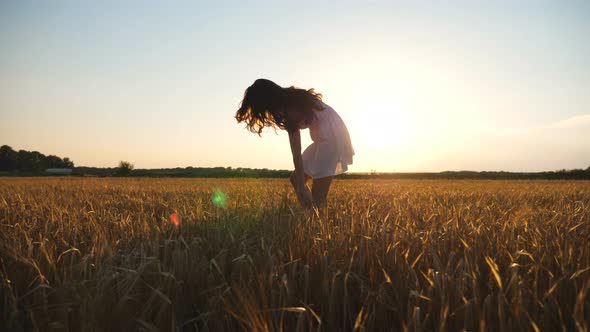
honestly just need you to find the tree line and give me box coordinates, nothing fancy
[74,166,292,178]
[73,166,590,180]
[1,145,589,179]
[0,145,74,173]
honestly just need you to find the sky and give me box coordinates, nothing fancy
[1,0,589,172]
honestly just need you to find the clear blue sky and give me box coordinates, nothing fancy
[1,0,589,171]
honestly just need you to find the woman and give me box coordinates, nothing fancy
[235,79,354,207]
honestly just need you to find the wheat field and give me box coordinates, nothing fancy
[1,177,589,331]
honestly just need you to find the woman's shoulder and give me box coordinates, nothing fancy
[315,100,331,111]
[316,101,338,116]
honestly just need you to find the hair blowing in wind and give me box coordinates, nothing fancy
[235,78,324,135]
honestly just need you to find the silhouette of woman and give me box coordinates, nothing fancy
[235,79,354,207]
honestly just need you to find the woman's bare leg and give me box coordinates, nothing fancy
[311,176,333,207]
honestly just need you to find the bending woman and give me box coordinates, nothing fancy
[235,79,354,207]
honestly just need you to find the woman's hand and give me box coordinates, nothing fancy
[296,181,314,208]
[291,172,314,207]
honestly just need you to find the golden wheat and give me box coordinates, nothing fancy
[1,177,589,331]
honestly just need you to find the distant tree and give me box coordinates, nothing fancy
[117,161,134,176]
[0,146,75,173]
[0,145,17,171]
[17,150,42,172]
[45,155,60,168]
[63,157,74,168]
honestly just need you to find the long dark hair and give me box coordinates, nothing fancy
[235,78,324,135]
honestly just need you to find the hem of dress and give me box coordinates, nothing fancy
[308,162,351,180]
[311,173,340,180]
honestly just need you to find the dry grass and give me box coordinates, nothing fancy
[1,177,589,331]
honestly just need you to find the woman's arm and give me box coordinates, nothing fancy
[288,129,313,206]
[288,129,305,177]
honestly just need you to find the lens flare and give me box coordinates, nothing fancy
[212,189,227,208]
[169,213,181,226]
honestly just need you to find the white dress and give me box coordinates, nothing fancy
[301,102,354,179]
